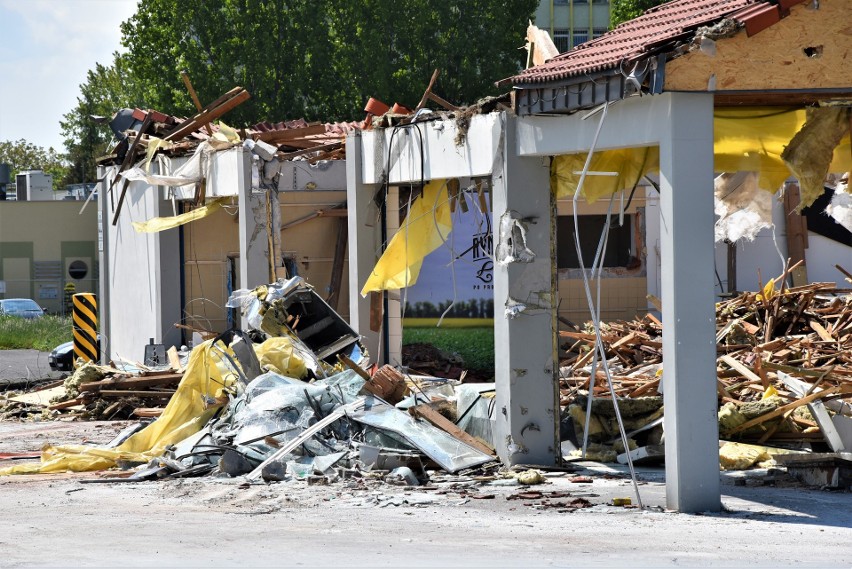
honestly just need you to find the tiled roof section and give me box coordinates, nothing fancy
[249,119,365,137]
[250,118,312,132]
[507,0,806,86]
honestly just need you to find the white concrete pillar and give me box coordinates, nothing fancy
[345,133,381,360]
[492,114,560,466]
[659,93,721,512]
[237,148,270,326]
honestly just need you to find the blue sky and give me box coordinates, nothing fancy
[0,0,138,153]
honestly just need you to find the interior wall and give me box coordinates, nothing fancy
[555,187,650,323]
[664,0,851,92]
[279,190,351,322]
[181,189,352,338]
[182,203,240,336]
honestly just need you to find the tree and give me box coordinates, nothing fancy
[60,53,144,185]
[116,0,538,124]
[611,0,669,28]
[61,0,537,182]
[0,139,68,191]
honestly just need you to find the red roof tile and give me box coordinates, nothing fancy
[505,0,796,86]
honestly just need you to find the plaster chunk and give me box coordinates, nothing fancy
[495,210,535,265]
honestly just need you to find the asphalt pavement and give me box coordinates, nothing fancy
[0,349,63,390]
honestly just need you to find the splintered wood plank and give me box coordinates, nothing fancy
[409,404,495,455]
[79,374,182,392]
[725,385,845,435]
[97,390,175,399]
[719,355,763,385]
[810,321,835,342]
[167,346,183,373]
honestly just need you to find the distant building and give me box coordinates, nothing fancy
[57,183,98,201]
[14,170,53,201]
[534,0,611,53]
[0,200,98,314]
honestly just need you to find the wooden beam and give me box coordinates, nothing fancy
[409,403,495,455]
[326,217,348,310]
[725,384,846,434]
[111,113,154,226]
[180,70,213,136]
[164,88,250,141]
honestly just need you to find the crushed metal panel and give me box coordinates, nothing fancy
[350,398,493,473]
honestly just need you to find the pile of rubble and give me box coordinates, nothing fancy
[0,363,184,421]
[558,274,852,470]
[0,277,506,489]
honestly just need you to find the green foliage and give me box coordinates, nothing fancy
[0,315,72,351]
[404,298,494,319]
[611,0,669,27]
[0,139,68,191]
[60,54,144,186]
[403,326,494,371]
[403,317,494,329]
[61,0,537,177]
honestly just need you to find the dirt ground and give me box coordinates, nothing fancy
[1,419,851,568]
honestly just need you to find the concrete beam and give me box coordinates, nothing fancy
[345,133,381,360]
[516,93,677,156]
[359,114,502,185]
[659,93,721,513]
[492,113,560,466]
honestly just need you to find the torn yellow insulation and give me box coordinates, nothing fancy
[132,198,227,233]
[782,107,852,208]
[551,108,852,201]
[551,147,659,202]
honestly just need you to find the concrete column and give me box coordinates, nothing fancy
[385,186,403,365]
[492,113,560,466]
[659,93,721,512]
[237,148,269,327]
[346,133,381,360]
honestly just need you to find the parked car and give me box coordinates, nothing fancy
[0,298,45,319]
[48,336,101,372]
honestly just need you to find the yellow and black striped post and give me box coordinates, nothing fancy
[72,293,99,367]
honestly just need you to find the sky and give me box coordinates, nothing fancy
[0,0,138,153]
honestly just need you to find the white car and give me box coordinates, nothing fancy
[0,298,45,319]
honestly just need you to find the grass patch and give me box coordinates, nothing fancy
[402,326,494,371]
[403,317,494,328]
[0,315,72,351]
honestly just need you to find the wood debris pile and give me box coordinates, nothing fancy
[1,361,184,421]
[559,279,852,454]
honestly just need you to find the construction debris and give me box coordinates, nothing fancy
[559,272,852,471]
[0,276,504,490]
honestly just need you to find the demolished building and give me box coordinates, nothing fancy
[2,0,850,514]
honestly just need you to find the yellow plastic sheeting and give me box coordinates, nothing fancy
[253,336,308,379]
[716,108,851,195]
[132,199,226,233]
[551,147,659,202]
[551,108,852,202]
[0,340,237,476]
[143,137,175,172]
[361,179,452,295]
